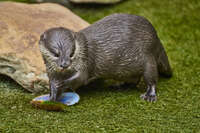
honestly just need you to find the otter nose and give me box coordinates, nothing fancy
[60,61,70,68]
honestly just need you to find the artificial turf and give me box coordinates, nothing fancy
[0,0,200,132]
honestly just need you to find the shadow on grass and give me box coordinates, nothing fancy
[0,74,29,92]
[76,78,145,98]
[76,75,173,100]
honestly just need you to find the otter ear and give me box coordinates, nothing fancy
[71,32,77,40]
[73,32,87,45]
[40,32,47,43]
[72,32,79,40]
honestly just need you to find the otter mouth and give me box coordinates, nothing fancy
[60,68,67,72]
[57,67,66,72]
[56,66,71,73]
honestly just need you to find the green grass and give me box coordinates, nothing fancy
[0,0,200,132]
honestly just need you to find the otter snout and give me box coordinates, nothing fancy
[60,61,70,68]
[58,58,71,69]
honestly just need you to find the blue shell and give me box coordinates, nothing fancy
[32,92,80,106]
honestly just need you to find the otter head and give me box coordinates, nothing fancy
[39,27,76,74]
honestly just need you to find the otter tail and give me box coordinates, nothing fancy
[157,41,173,78]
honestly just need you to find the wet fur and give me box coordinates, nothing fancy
[39,13,172,102]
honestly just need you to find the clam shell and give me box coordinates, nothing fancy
[32,92,80,106]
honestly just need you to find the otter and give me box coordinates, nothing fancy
[39,13,172,102]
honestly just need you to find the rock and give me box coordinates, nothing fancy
[0,2,89,93]
[69,0,122,4]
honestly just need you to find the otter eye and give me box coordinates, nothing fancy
[70,43,76,58]
[52,52,59,58]
[70,51,74,58]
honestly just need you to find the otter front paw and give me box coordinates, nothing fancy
[50,80,63,101]
[140,93,157,102]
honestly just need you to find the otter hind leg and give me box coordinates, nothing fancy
[140,55,158,102]
[157,41,173,78]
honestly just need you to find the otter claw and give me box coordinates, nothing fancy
[140,93,157,102]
